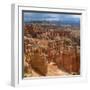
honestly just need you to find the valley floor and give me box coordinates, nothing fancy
[24,62,69,77]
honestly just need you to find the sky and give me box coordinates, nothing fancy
[23,11,80,25]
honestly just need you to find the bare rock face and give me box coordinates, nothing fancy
[24,54,32,77]
[30,48,48,76]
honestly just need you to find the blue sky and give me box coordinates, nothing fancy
[23,12,80,24]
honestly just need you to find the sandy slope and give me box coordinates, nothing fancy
[31,62,69,77]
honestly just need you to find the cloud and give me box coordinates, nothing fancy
[71,15,80,18]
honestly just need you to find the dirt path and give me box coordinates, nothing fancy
[47,62,69,76]
[31,62,69,77]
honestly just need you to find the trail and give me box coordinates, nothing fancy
[31,62,69,77]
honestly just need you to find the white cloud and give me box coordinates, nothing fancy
[71,15,80,18]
